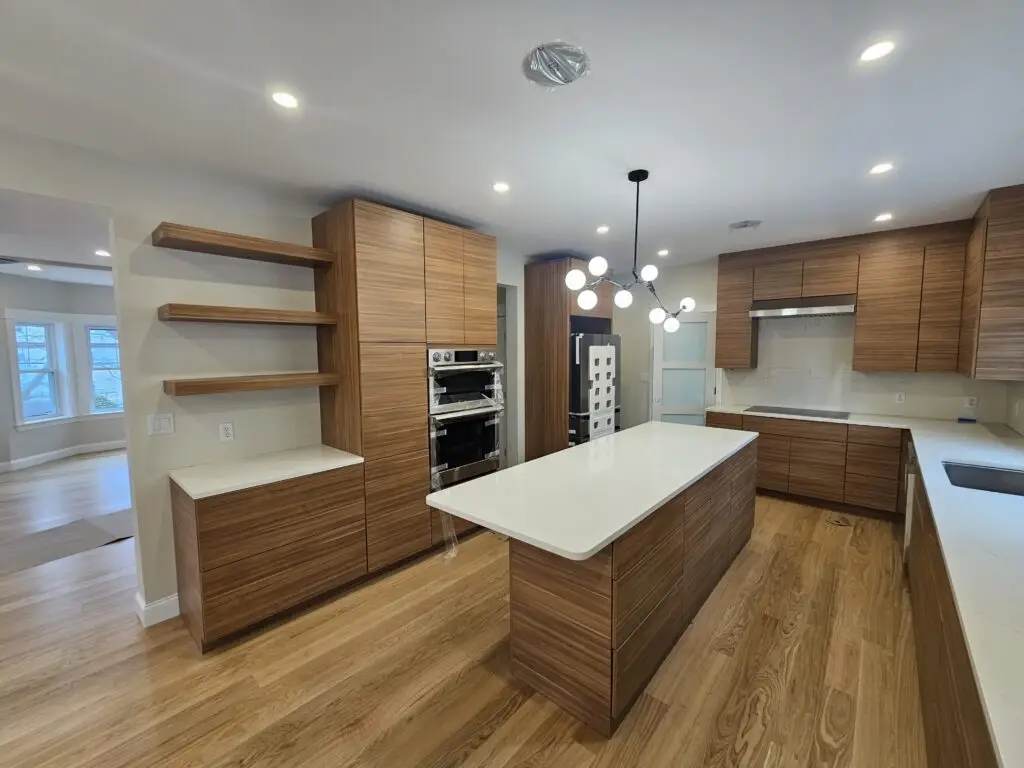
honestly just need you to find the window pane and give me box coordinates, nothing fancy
[88,328,118,345]
[15,324,47,344]
[91,346,121,369]
[19,372,58,419]
[17,345,51,370]
[92,369,124,411]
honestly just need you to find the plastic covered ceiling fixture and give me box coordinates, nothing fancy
[523,41,591,87]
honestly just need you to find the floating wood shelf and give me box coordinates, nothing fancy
[152,222,334,268]
[158,304,338,326]
[163,372,340,397]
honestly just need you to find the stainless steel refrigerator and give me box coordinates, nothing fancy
[568,333,621,446]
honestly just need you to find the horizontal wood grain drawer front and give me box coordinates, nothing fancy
[613,494,684,578]
[742,415,847,443]
[684,462,730,513]
[196,464,366,571]
[706,411,744,429]
[729,442,757,475]
[756,434,790,493]
[365,450,432,572]
[844,473,899,513]
[789,438,846,503]
[845,444,901,480]
[612,573,686,719]
[612,515,685,646]
[846,424,903,447]
[202,522,367,642]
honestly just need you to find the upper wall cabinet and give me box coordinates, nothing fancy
[353,201,427,343]
[424,220,466,346]
[715,260,757,368]
[959,185,1024,380]
[853,244,924,373]
[917,243,966,373]
[463,231,498,347]
[753,261,803,301]
[801,252,859,297]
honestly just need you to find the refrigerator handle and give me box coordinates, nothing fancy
[575,334,581,366]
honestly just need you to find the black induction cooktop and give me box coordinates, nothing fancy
[744,405,850,420]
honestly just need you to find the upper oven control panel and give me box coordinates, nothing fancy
[429,349,497,366]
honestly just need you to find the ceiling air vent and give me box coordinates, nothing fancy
[728,220,762,231]
[523,41,591,88]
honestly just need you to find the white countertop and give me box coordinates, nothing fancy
[168,444,363,499]
[425,421,756,561]
[710,405,1024,766]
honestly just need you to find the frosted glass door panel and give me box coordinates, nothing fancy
[661,369,706,409]
[663,322,707,362]
[662,413,705,426]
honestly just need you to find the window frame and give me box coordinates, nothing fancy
[11,321,62,423]
[84,325,123,414]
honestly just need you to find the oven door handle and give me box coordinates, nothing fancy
[430,362,504,373]
[431,406,504,423]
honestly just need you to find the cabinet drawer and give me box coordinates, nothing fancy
[731,485,756,553]
[364,450,432,572]
[612,574,685,719]
[195,465,365,571]
[706,411,743,430]
[846,443,901,480]
[742,414,789,436]
[756,434,790,492]
[202,523,367,642]
[684,462,730,514]
[847,424,903,448]
[785,419,848,443]
[612,515,685,646]
[614,494,684,578]
[789,438,846,503]
[844,473,898,513]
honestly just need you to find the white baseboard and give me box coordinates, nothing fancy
[0,439,126,473]
[135,591,180,627]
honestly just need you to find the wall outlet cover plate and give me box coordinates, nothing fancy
[219,422,235,441]
[148,413,175,435]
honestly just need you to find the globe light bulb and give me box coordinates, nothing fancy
[577,289,598,311]
[614,289,634,308]
[649,307,667,325]
[664,316,681,333]
[565,269,587,291]
[640,264,658,282]
[679,296,696,313]
[588,256,608,277]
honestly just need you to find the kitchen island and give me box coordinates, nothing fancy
[426,421,757,735]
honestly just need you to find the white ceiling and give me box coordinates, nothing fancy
[1,0,1022,269]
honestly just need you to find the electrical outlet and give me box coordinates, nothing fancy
[895,392,906,404]
[148,413,175,435]
[219,422,235,442]
[965,396,979,410]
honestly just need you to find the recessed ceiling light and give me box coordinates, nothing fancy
[492,182,510,193]
[874,212,894,222]
[95,249,111,258]
[271,91,299,109]
[596,225,609,235]
[26,264,42,272]
[860,41,895,62]
[869,162,894,175]
[657,249,669,257]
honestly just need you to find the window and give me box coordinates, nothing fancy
[14,323,60,420]
[86,327,123,413]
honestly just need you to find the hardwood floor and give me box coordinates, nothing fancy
[0,496,926,768]
[0,450,130,539]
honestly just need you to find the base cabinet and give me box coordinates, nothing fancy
[909,476,997,767]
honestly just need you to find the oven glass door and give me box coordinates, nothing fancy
[431,409,501,486]
[430,367,498,414]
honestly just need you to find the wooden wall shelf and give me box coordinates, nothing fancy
[152,222,334,268]
[158,304,338,326]
[164,372,340,397]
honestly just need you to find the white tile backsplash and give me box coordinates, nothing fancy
[721,315,1009,422]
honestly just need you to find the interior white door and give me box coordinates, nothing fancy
[652,312,716,425]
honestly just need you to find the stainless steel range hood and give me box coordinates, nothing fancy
[749,294,856,319]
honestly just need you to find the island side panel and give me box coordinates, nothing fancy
[509,541,614,735]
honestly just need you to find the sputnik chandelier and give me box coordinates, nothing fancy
[565,169,695,332]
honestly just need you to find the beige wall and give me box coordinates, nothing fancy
[1008,382,1024,435]
[0,274,125,465]
[614,259,720,428]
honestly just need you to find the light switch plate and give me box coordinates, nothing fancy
[219,422,235,442]
[965,396,979,409]
[148,413,175,435]
[895,392,906,404]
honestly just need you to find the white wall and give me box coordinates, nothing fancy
[0,274,125,465]
[722,315,1009,421]
[614,259,719,428]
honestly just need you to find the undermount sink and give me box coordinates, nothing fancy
[943,462,1024,497]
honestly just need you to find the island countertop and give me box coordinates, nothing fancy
[426,421,757,560]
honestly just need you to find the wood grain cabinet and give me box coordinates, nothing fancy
[788,438,846,503]
[463,231,498,347]
[171,465,368,651]
[801,252,859,296]
[917,244,966,372]
[359,343,428,461]
[753,260,803,301]
[853,244,925,372]
[843,425,902,513]
[909,475,998,766]
[424,220,466,345]
[705,410,743,430]
[364,449,432,571]
[715,261,757,368]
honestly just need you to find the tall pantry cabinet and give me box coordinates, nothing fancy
[313,200,497,571]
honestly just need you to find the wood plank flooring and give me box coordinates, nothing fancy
[0,495,926,768]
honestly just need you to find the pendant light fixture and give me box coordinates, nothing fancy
[565,170,694,332]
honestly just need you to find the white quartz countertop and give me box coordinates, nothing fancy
[168,444,364,499]
[425,421,756,561]
[710,405,1024,766]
